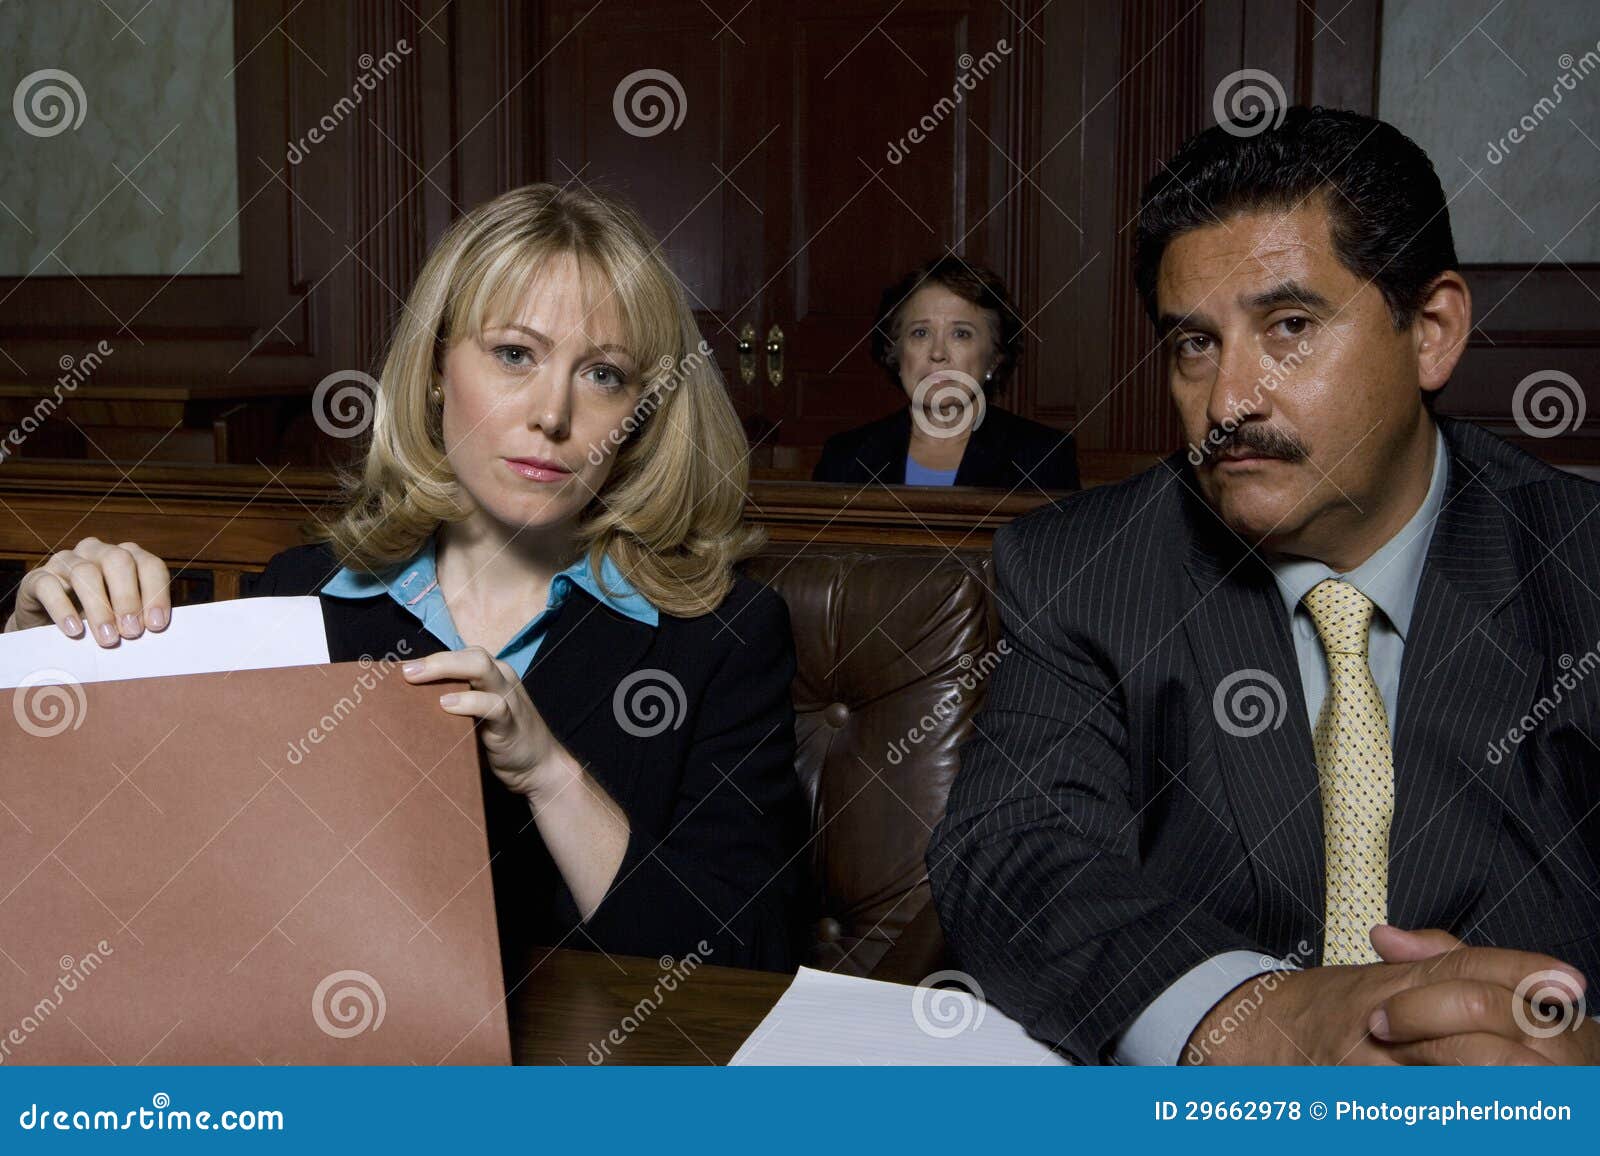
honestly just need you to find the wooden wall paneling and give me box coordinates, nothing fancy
[1104,0,1206,459]
[0,462,1062,626]
[535,0,769,434]
[1032,0,1126,479]
[769,0,1018,449]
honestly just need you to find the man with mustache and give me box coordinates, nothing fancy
[928,106,1600,1064]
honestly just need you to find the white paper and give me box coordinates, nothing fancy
[0,597,331,689]
[729,966,1072,1066]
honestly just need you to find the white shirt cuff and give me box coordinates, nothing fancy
[1112,950,1298,1065]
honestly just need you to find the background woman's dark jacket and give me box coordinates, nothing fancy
[245,543,809,977]
[812,405,1079,489]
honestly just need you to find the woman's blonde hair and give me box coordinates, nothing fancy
[314,183,764,617]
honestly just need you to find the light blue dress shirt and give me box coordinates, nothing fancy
[319,533,659,678]
[1114,426,1449,1065]
[904,454,960,487]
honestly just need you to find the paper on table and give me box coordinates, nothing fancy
[0,596,329,689]
[729,966,1072,1065]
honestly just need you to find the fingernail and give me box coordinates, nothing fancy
[62,615,84,637]
[1368,1009,1389,1040]
[146,606,167,630]
[402,662,422,675]
[118,612,141,637]
[438,693,459,707]
[95,622,117,646]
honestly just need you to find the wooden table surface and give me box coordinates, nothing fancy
[507,947,792,1065]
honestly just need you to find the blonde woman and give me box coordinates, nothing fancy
[4,184,808,976]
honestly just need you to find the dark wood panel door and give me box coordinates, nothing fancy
[536,1,1026,454]
[539,0,771,427]
[759,0,1021,449]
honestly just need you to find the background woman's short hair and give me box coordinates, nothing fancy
[869,256,1024,396]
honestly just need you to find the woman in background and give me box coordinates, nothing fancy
[813,257,1079,490]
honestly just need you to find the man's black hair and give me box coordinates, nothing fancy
[1134,105,1458,332]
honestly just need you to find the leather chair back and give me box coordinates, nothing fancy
[742,550,1001,975]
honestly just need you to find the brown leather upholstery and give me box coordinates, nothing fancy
[741,550,999,977]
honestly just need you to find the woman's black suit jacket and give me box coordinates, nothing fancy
[244,543,809,978]
[811,404,1079,489]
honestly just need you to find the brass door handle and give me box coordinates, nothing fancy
[736,322,758,386]
[765,324,784,388]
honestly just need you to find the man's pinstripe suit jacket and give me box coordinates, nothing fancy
[928,416,1600,1062]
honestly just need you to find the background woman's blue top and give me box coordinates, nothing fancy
[319,533,658,678]
[903,453,959,486]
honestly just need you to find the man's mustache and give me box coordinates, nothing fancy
[1204,422,1308,463]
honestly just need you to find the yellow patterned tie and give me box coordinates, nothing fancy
[1303,578,1393,966]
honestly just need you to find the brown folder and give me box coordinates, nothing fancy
[0,660,511,1064]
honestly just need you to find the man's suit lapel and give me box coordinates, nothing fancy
[1180,490,1325,951]
[1387,444,1541,930]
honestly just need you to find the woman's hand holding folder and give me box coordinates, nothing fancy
[4,535,171,644]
